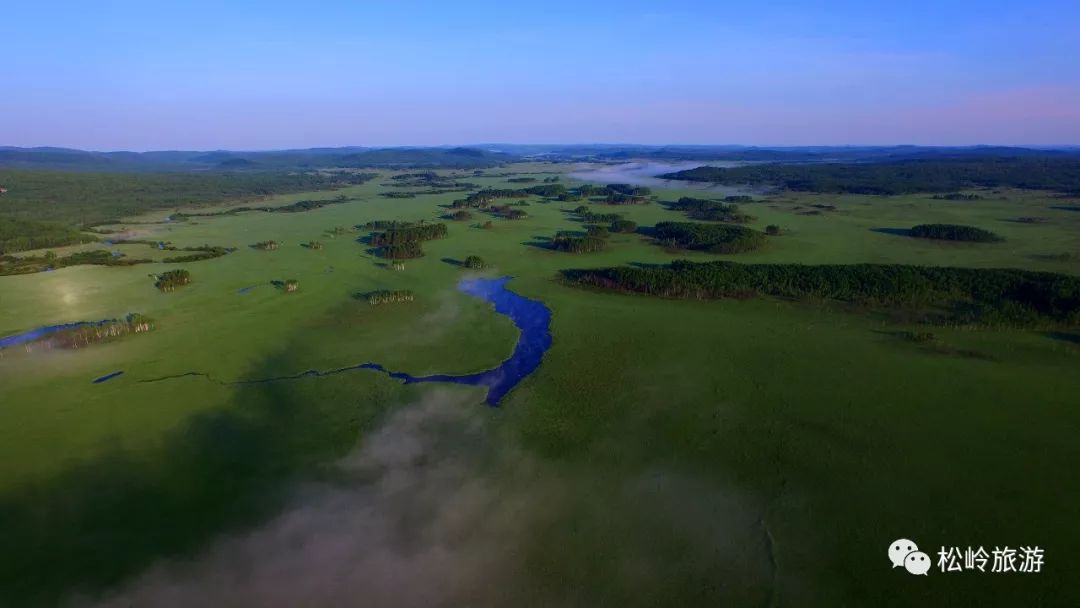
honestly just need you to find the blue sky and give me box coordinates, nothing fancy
[4,0,1078,149]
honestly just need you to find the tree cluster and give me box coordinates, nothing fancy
[364,289,415,305]
[155,269,191,292]
[660,158,1080,195]
[909,224,1004,242]
[665,197,754,222]
[653,221,767,254]
[562,260,1080,326]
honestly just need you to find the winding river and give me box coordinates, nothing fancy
[371,276,552,405]
[240,276,552,405]
[7,277,554,403]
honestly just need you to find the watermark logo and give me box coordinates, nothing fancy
[890,539,930,575]
[890,539,1044,575]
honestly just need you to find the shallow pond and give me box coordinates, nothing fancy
[0,320,112,349]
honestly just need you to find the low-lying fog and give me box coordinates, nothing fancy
[568,161,757,196]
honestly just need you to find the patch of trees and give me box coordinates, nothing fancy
[489,205,528,220]
[550,234,607,253]
[610,219,638,233]
[253,240,279,250]
[562,260,1080,326]
[909,224,1004,242]
[464,255,486,269]
[451,210,473,221]
[932,193,983,200]
[586,225,609,238]
[6,313,156,353]
[387,173,477,189]
[360,220,445,260]
[765,225,782,236]
[364,289,415,305]
[0,249,153,276]
[523,184,567,197]
[357,220,413,231]
[660,158,1080,194]
[369,222,447,246]
[161,245,232,263]
[375,242,422,259]
[653,221,767,254]
[155,269,191,292]
[606,184,652,196]
[283,279,299,293]
[665,197,754,223]
[569,206,624,223]
[305,241,324,250]
[451,184,568,209]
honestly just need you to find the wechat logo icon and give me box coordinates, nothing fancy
[890,539,931,575]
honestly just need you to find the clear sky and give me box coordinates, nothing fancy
[4,0,1078,150]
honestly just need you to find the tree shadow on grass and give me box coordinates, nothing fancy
[522,240,557,251]
[1049,205,1080,212]
[1045,331,1080,345]
[441,257,464,267]
[0,343,384,606]
[870,227,912,237]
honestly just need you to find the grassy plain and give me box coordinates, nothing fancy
[1,164,1078,606]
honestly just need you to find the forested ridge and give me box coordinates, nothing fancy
[660,158,1080,194]
[0,170,377,253]
[563,260,1080,326]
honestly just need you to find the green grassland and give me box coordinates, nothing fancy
[1,164,1079,606]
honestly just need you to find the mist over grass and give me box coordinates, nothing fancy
[77,386,773,608]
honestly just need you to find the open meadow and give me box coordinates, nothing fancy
[1,162,1079,606]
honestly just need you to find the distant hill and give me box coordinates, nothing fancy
[0,146,515,172]
[659,157,1080,194]
[2,144,1077,173]
[482,144,1080,163]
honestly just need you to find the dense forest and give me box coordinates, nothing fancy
[653,221,767,254]
[563,260,1080,326]
[366,222,447,259]
[665,197,754,222]
[0,217,97,254]
[660,158,1080,194]
[610,219,638,233]
[909,224,1004,242]
[0,170,378,254]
